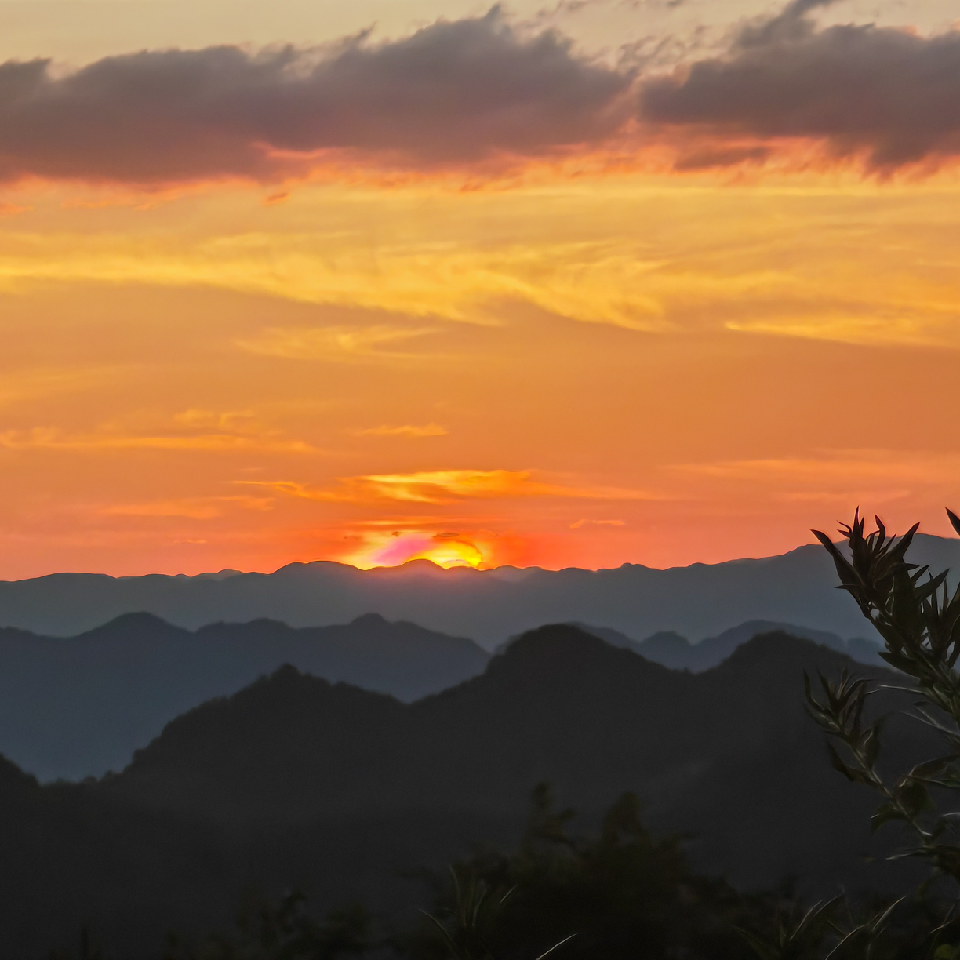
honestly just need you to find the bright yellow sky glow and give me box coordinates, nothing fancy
[1,1,959,577]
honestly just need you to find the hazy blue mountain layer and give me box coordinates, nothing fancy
[0,611,883,781]
[0,613,487,780]
[0,626,930,959]
[1,534,955,645]
[573,619,883,670]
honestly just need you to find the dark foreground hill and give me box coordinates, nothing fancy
[1,532,957,643]
[0,613,488,780]
[0,625,934,958]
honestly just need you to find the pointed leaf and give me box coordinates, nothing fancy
[826,742,869,784]
[534,934,576,960]
[948,509,960,538]
[871,803,906,834]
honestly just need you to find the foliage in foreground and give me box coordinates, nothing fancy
[745,508,960,959]
[160,895,372,960]
[404,783,766,960]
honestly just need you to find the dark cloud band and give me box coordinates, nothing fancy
[1,3,959,184]
[640,5,960,170]
[0,11,629,184]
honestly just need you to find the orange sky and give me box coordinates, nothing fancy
[1,1,959,577]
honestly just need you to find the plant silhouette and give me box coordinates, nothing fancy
[745,508,960,959]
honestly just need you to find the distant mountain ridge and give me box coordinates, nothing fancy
[0,625,936,958]
[0,610,885,782]
[105,625,907,852]
[101,626,933,891]
[0,612,487,780]
[574,620,884,670]
[1,533,956,645]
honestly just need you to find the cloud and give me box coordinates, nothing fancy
[0,9,630,185]
[0,366,124,408]
[673,451,960,505]
[1,2,957,185]
[236,325,440,361]
[102,495,273,518]
[640,1,960,171]
[0,428,316,454]
[247,469,662,505]
[569,518,625,528]
[356,423,448,438]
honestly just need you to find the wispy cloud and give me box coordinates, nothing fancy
[570,518,626,528]
[246,469,663,505]
[236,325,440,361]
[674,451,960,505]
[355,423,448,438]
[724,315,951,348]
[102,495,273,519]
[676,452,960,484]
[0,428,316,454]
[0,366,126,409]
[171,409,258,430]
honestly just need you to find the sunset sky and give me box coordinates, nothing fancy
[1,0,959,578]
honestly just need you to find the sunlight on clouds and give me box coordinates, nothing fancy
[2,173,960,576]
[1,178,959,348]
[726,316,952,348]
[0,232,677,329]
[249,470,665,505]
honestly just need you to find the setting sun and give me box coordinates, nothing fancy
[343,531,485,569]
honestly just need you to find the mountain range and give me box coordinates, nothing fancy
[0,612,487,781]
[0,611,883,781]
[0,626,934,958]
[574,619,883,670]
[2,532,958,644]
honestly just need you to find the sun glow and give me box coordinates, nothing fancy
[343,531,485,570]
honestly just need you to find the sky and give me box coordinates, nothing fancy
[1,0,960,578]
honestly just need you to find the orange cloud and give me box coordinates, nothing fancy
[0,428,316,454]
[570,518,625,529]
[249,470,663,505]
[237,325,441,361]
[102,495,273,519]
[355,423,447,438]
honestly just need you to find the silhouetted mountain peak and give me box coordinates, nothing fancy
[265,662,303,684]
[568,622,639,650]
[120,664,401,773]
[500,623,618,659]
[78,611,183,641]
[718,630,858,674]
[0,753,38,798]
[487,623,669,686]
[349,612,389,628]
